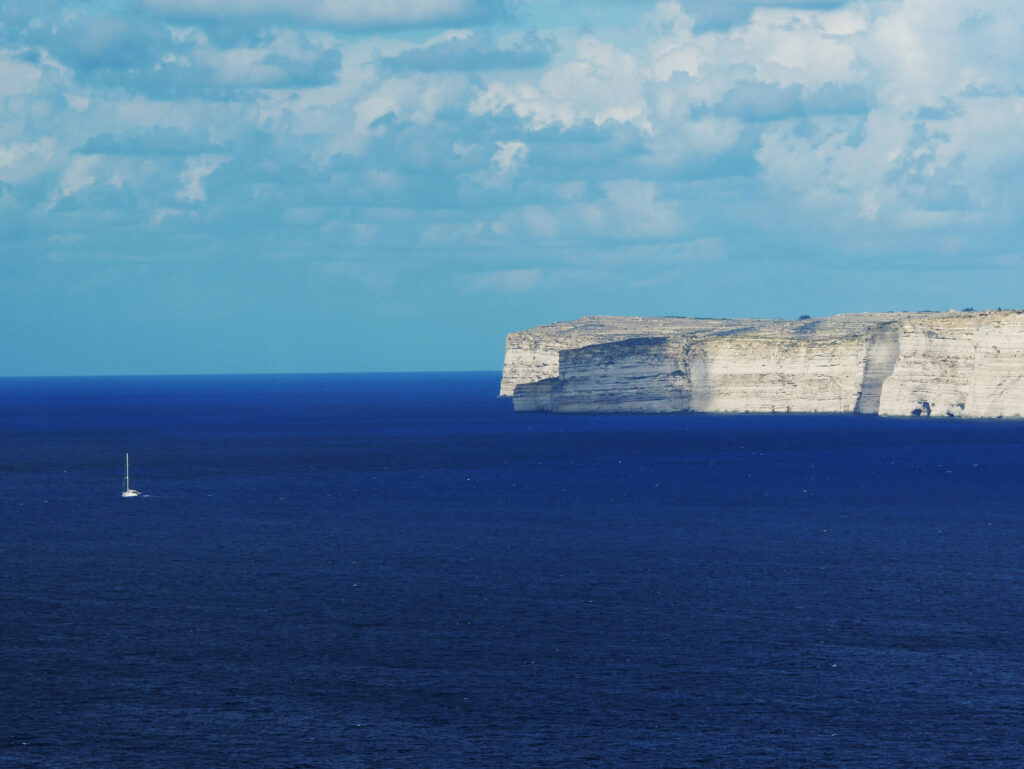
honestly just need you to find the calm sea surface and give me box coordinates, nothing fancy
[3,372,1024,767]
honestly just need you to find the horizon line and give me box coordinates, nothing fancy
[0,369,502,381]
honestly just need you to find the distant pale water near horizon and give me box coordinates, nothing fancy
[3,372,1024,768]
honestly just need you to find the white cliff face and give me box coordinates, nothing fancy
[688,335,867,414]
[878,313,1024,418]
[522,338,691,413]
[500,332,563,398]
[504,311,1024,418]
[969,317,1024,417]
[500,315,773,396]
[855,324,900,414]
[878,316,977,418]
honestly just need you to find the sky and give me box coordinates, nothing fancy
[2,0,1024,375]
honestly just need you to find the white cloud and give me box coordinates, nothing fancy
[743,0,1024,223]
[0,55,43,96]
[65,93,90,112]
[419,220,490,246]
[522,205,559,238]
[141,0,490,27]
[177,155,226,203]
[600,180,683,239]
[859,191,881,220]
[492,140,527,173]
[0,138,57,184]
[58,155,100,198]
[184,31,340,88]
[351,71,469,144]
[197,47,289,87]
[473,37,649,130]
[151,207,184,226]
[736,7,863,87]
[5,0,1024,286]
[466,179,684,245]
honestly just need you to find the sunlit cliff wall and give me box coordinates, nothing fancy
[502,311,1024,418]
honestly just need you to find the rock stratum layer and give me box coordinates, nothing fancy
[501,311,1024,418]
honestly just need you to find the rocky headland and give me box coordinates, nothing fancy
[500,311,1024,418]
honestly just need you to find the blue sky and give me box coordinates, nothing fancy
[2,0,1023,375]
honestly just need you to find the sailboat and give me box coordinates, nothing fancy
[121,453,141,498]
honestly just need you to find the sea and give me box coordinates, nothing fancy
[3,372,1024,768]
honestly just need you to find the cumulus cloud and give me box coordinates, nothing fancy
[0,138,57,184]
[187,49,338,89]
[664,0,860,31]
[4,0,1024,305]
[63,28,345,95]
[177,155,227,203]
[49,15,166,73]
[0,54,43,95]
[79,127,217,156]
[599,180,683,239]
[140,0,504,29]
[57,155,99,198]
[380,30,555,72]
[473,37,649,130]
[492,140,528,172]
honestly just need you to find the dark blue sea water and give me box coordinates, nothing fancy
[3,372,1024,768]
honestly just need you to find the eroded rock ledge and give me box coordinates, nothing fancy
[500,311,1024,417]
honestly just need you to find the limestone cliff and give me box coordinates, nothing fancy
[501,311,1024,418]
[499,316,770,396]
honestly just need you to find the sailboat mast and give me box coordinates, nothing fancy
[121,452,140,497]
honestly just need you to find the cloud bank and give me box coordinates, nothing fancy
[2,0,1024,373]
